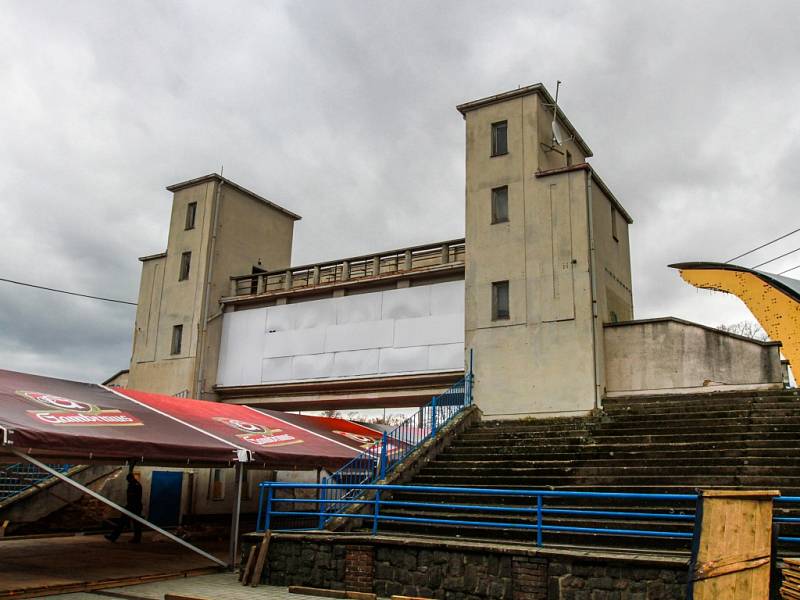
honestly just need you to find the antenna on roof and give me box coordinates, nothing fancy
[542,80,574,155]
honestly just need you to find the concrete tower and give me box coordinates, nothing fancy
[458,84,634,418]
[127,174,300,399]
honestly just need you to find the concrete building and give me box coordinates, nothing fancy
[123,83,784,420]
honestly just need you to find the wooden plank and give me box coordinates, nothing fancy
[240,545,257,586]
[250,531,271,588]
[346,592,377,600]
[165,595,212,600]
[288,586,347,598]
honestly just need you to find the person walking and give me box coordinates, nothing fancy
[105,468,143,543]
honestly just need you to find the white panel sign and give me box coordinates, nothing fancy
[379,346,430,374]
[217,280,465,387]
[325,320,394,353]
[332,349,380,377]
[394,314,463,348]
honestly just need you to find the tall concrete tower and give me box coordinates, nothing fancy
[458,84,634,418]
[127,174,300,399]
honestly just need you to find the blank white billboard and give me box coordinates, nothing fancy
[217,280,465,387]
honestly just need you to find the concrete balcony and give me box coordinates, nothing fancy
[224,238,465,305]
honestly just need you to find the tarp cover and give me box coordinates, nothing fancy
[0,370,381,468]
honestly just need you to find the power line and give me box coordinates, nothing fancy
[0,277,137,306]
[725,227,800,263]
[779,264,800,276]
[751,246,800,269]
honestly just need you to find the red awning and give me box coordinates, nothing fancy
[0,370,381,469]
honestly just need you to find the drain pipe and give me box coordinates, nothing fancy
[195,178,224,399]
[585,172,602,410]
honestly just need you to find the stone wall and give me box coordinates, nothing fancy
[246,533,687,600]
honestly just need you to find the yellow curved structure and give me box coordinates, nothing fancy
[670,262,800,373]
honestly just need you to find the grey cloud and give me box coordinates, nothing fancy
[1,0,799,382]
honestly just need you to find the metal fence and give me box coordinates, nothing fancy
[318,369,473,520]
[256,482,698,547]
[773,496,800,544]
[0,462,73,503]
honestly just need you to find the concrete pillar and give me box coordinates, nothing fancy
[256,274,266,295]
[372,256,381,277]
[283,270,293,291]
[312,266,321,285]
[342,261,350,281]
[404,250,412,270]
[441,244,450,264]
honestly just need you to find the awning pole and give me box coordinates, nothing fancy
[11,450,227,568]
[229,462,244,569]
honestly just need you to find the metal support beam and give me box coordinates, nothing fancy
[11,450,227,568]
[229,462,244,568]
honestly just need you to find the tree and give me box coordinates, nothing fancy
[717,320,769,341]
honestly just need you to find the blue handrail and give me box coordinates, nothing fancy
[773,495,800,543]
[255,482,697,547]
[321,353,474,518]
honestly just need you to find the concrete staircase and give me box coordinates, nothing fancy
[375,389,800,552]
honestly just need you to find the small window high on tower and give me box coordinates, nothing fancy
[185,202,197,230]
[491,121,508,156]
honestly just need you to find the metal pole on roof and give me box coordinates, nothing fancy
[11,449,227,568]
[228,461,244,569]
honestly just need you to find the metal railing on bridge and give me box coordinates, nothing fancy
[227,239,465,298]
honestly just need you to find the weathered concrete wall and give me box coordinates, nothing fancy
[128,176,297,398]
[604,317,783,396]
[248,533,687,600]
[462,87,635,419]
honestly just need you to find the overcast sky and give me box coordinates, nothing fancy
[1,1,799,383]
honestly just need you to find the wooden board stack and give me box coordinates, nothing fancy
[781,558,800,599]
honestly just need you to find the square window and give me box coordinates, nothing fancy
[185,202,197,230]
[492,281,510,321]
[491,186,509,223]
[179,251,191,281]
[491,121,508,156]
[171,324,183,355]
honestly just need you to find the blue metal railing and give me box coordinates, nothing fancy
[256,482,697,546]
[320,356,474,518]
[773,496,800,544]
[0,462,73,503]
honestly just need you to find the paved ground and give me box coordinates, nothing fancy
[48,573,319,600]
[0,533,226,598]
[48,573,320,600]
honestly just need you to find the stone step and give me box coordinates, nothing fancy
[591,424,800,436]
[410,474,800,487]
[445,439,800,455]
[603,397,800,416]
[602,414,800,427]
[417,464,800,478]
[425,453,800,471]
[429,456,800,468]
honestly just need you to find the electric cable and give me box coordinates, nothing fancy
[778,264,800,276]
[0,277,137,305]
[751,246,800,270]
[725,227,800,263]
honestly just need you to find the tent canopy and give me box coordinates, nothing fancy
[0,369,381,469]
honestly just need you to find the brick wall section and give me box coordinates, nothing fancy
[345,545,375,593]
[511,556,547,600]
